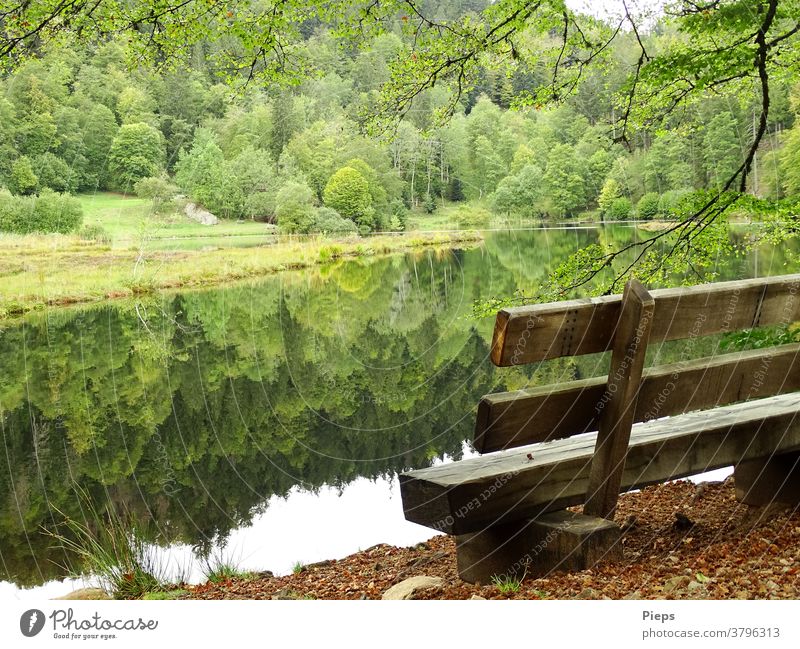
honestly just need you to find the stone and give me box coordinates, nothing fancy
[53,588,110,600]
[184,202,218,225]
[381,576,444,600]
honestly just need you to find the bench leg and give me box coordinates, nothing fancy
[455,511,623,585]
[734,451,800,506]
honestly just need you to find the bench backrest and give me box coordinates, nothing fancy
[477,274,800,517]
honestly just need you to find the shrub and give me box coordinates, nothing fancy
[658,189,692,218]
[244,191,277,222]
[606,196,633,220]
[78,224,111,244]
[388,199,408,231]
[452,204,492,228]
[309,207,358,236]
[637,192,661,220]
[0,189,83,234]
[134,176,178,214]
[108,122,165,190]
[424,192,437,213]
[323,166,374,230]
[276,181,316,234]
[32,153,79,194]
[9,156,38,195]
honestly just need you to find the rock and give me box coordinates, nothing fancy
[184,202,218,225]
[53,588,110,600]
[381,576,444,600]
[469,595,487,600]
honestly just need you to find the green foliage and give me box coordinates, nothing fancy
[276,180,316,234]
[32,152,78,193]
[492,164,544,215]
[637,192,661,220]
[606,197,633,221]
[134,176,178,214]
[244,191,277,222]
[108,122,165,191]
[309,206,359,235]
[9,156,38,195]
[48,498,170,600]
[598,178,622,216]
[492,573,522,594]
[323,166,374,231]
[0,188,83,233]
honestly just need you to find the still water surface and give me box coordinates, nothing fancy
[1,226,793,598]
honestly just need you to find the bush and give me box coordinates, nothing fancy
[244,191,277,222]
[606,196,633,220]
[451,204,492,228]
[323,166,374,230]
[637,192,661,220]
[658,189,692,218]
[0,189,83,234]
[389,199,408,231]
[78,224,111,244]
[424,192,437,213]
[308,207,358,236]
[276,181,316,234]
[9,157,38,195]
[32,153,79,194]
[134,176,178,214]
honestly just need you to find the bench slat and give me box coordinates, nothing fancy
[475,343,800,453]
[401,392,800,534]
[491,274,800,366]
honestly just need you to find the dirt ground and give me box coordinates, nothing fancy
[185,478,800,600]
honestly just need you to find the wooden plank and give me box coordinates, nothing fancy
[475,343,800,453]
[491,274,800,366]
[584,279,654,519]
[400,392,800,534]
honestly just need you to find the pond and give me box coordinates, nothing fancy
[1,224,796,599]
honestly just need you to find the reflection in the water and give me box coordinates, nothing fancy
[0,226,793,590]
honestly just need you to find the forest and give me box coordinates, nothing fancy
[1,0,798,242]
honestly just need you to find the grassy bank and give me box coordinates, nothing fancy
[0,230,482,318]
[0,192,483,317]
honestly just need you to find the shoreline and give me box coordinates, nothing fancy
[178,479,798,600]
[0,230,482,319]
[47,478,796,601]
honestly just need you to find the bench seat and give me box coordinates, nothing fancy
[400,391,800,535]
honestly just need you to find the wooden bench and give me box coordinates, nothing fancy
[399,274,800,584]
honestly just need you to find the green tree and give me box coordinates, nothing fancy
[108,122,164,191]
[598,178,622,217]
[32,152,77,193]
[275,181,316,233]
[637,192,661,220]
[542,145,585,218]
[323,166,374,231]
[174,128,226,213]
[703,111,742,191]
[9,156,38,195]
